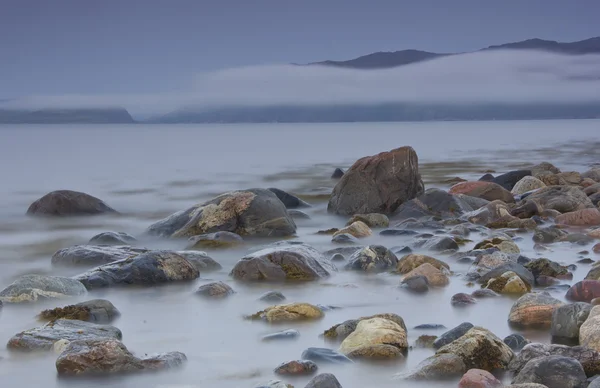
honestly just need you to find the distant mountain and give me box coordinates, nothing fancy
[0,107,135,124]
[308,37,600,69]
[150,103,600,124]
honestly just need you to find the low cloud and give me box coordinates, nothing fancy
[2,49,600,117]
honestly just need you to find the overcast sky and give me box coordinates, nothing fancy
[1,0,599,98]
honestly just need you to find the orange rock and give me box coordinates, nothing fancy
[556,208,600,227]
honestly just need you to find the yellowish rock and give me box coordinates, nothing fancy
[396,254,450,274]
[474,236,520,254]
[339,317,407,359]
[332,221,372,238]
[402,263,449,287]
[580,305,600,351]
[588,228,600,239]
[485,271,529,295]
[346,214,389,228]
[508,292,563,328]
[250,303,323,323]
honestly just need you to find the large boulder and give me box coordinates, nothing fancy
[26,190,117,217]
[327,146,424,215]
[338,317,407,359]
[511,355,587,388]
[491,170,533,191]
[396,254,449,274]
[551,303,592,342]
[51,245,148,267]
[556,208,600,227]
[513,186,594,217]
[450,181,515,203]
[394,188,480,219]
[524,258,569,285]
[509,343,600,377]
[56,339,186,376]
[323,313,406,341]
[580,306,600,352]
[0,275,86,303]
[147,189,296,238]
[436,327,514,371]
[566,280,600,302]
[345,245,398,273]
[508,292,563,329]
[230,243,334,281]
[512,176,546,196]
[74,250,199,290]
[7,319,122,351]
[39,299,121,323]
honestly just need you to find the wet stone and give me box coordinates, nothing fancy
[274,360,317,376]
[195,281,235,298]
[259,291,286,303]
[414,324,447,330]
[400,275,429,293]
[503,334,529,351]
[451,293,477,307]
[300,348,352,364]
[39,299,120,323]
[433,322,474,349]
[88,232,136,246]
[261,329,300,342]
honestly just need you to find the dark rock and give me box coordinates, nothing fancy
[261,329,300,342]
[345,245,398,272]
[7,319,122,351]
[327,146,424,215]
[395,246,413,254]
[566,280,600,303]
[0,275,86,303]
[186,231,243,249]
[274,360,317,376]
[74,250,199,290]
[415,236,459,252]
[516,186,594,215]
[195,281,235,298]
[147,188,296,238]
[317,228,339,235]
[533,227,568,244]
[401,275,429,293]
[230,243,334,281]
[510,343,600,377]
[88,232,136,246]
[55,339,186,376]
[330,253,345,262]
[289,209,311,220]
[304,373,342,388]
[51,245,147,267]
[268,188,311,209]
[39,299,120,323]
[323,246,362,258]
[414,324,447,330]
[504,334,529,351]
[450,181,515,203]
[176,251,222,272]
[393,188,480,219]
[26,190,117,217]
[301,347,352,364]
[492,170,533,191]
[472,289,499,298]
[433,322,474,349]
[259,291,286,303]
[331,168,344,179]
[479,174,495,182]
[331,233,359,244]
[478,262,535,290]
[525,258,569,285]
[511,355,587,388]
[451,293,477,307]
[380,228,419,236]
[551,303,591,343]
[537,275,561,287]
[578,258,595,264]
[401,353,466,380]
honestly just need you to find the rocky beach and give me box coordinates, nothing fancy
[1,121,600,388]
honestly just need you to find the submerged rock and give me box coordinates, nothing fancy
[147,188,296,238]
[195,281,235,298]
[511,355,587,388]
[331,168,345,179]
[327,146,424,215]
[504,334,529,351]
[0,275,86,303]
[7,319,122,351]
[261,329,300,342]
[39,299,120,323]
[51,245,147,267]
[401,353,466,380]
[88,232,136,246]
[267,188,310,209]
[248,303,323,323]
[304,373,343,388]
[259,291,286,303]
[347,213,389,228]
[176,251,222,272]
[394,188,480,219]
[186,231,244,249]
[449,181,515,203]
[26,190,117,217]
[451,293,477,306]
[345,245,398,272]
[74,250,199,290]
[508,292,563,329]
[401,275,429,293]
[274,360,317,376]
[55,339,186,376]
[300,348,352,364]
[230,243,334,281]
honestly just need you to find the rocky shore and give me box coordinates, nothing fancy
[1,144,600,388]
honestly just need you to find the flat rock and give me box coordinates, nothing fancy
[51,245,147,267]
[39,299,120,323]
[345,245,398,272]
[508,292,563,329]
[7,319,122,351]
[74,250,199,290]
[0,275,86,303]
[88,232,136,246]
[147,188,296,238]
[26,190,117,217]
[56,339,186,376]
[261,329,300,342]
[327,146,424,215]
[300,348,352,364]
[249,303,323,323]
[230,243,334,281]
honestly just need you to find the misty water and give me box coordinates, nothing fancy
[0,120,599,387]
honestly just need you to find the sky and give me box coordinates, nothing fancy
[1,0,599,99]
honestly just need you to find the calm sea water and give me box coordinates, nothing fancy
[0,120,599,387]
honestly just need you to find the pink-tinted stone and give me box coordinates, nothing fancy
[556,208,600,227]
[566,280,600,303]
[449,181,515,203]
[458,368,503,388]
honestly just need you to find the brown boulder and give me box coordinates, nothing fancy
[556,208,600,227]
[514,186,593,216]
[508,292,563,329]
[26,190,117,217]
[332,221,372,238]
[395,254,450,274]
[402,263,449,287]
[458,368,503,388]
[566,280,600,303]
[450,181,515,203]
[327,146,424,215]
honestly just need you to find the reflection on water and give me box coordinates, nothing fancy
[0,120,599,387]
